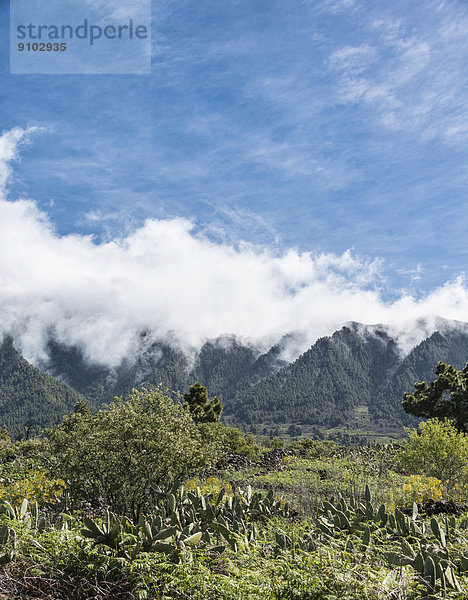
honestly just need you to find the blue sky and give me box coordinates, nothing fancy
[1,0,467,309]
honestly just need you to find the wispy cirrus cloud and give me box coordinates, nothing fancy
[329,4,468,144]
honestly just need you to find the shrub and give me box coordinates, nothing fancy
[0,469,65,506]
[401,474,444,504]
[49,387,218,518]
[271,436,285,449]
[216,425,265,461]
[185,475,233,496]
[399,418,468,494]
[289,438,338,459]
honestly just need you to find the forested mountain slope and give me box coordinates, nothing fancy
[227,325,402,426]
[228,324,468,428]
[43,335,289,409]
[3,321,468,437]
[372,328,468,424]
[0,337,86,438]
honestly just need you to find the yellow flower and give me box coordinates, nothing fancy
[0,470,66,507]
[402,475,444,504]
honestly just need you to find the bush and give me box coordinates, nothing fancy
[49,387,218,518]
[399,418,468,494]
[290,438,338,459]
[271,436,285,449]
[401,474,444,504]
[0,468,66,506]
[215,425,265,461]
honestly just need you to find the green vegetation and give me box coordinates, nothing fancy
[231,326,402,428]
[403,361,468,432]
[3,325,468,439]
[48,388,218,518]
[216,425,265,461]
[234,327,468,432]
[0,380,466,598]
[3,330,468,597]
[33,325,468,439]
[399,419,468,493]
[0,337,86,439]
[184,381,222,423]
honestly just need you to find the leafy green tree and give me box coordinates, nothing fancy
[287,424,302,437]
[49,387,218,518]
[399,418,468,491]
[402,361,468,432]
[184,382,222,423]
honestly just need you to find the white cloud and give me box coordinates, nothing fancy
[1,128,468,366]
[316,0,357,15]
[329,45,376,73]
[0,127,37,191]
[330,8,468,145]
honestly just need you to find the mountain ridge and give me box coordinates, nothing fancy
[2,319,468,438]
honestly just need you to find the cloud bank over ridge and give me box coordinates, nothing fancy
[1,127,468,367]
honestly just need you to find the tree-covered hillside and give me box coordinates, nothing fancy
[4,322,468,437]
[0,337,86,439]
[228,325,468,429]
[43,334,290,412]
[372,329,468,424]
[44,338,192,408]
[228,325,402,426]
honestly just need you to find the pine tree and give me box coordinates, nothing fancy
[184,382,222,423]
[402,361,468,432]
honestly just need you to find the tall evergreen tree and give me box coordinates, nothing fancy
[184,382,222,423]
[402,361,468,432]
